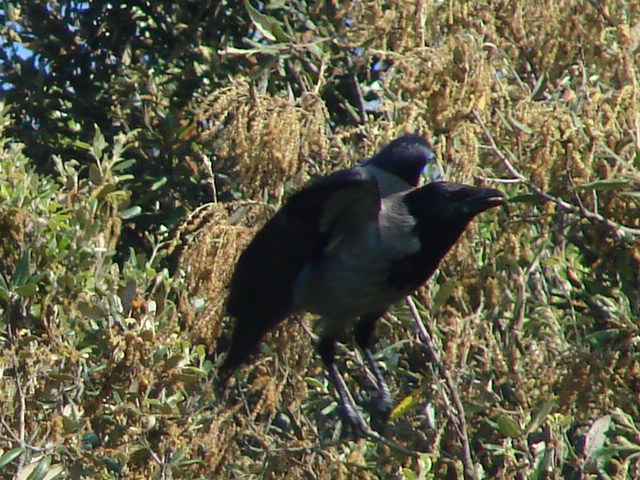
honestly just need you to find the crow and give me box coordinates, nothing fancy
[217,135,504,434]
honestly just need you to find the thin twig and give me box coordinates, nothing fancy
[12,342,28,474]
[473,110,640,238]
[474,175,523,184]
[406,297,478,480]
[360,424,421,457]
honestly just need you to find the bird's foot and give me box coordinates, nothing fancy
[376,384,394,416]
[369,386,394,433]
[338,401,373,438]
[338,401,419,457]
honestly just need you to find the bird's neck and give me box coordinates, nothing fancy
[385,221,469,292]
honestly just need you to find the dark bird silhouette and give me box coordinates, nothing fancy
[217,135,504,434]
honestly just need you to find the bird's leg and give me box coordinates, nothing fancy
[317,335,420,456]
[318,335,371,437]
[354,313,393,425]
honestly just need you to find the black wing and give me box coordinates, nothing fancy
[219,167,381,379]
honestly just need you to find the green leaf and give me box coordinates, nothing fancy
[89,163,103,185]
[62,415,83,434]
[574,179,630,191]
[78,301,107,320]
[151,176,168,191]
[169,449,185,464]
[530,72,547,99]
[496,414,521,438]
[417,454,433,479]
[12,248,31,288]
[304,377,325,390]
[71,141,92,150]
[111,158,136,172]
[402,469,417,480]
[91,127,108,160]
[172,372,201,384]
[620,191,640,199]
[271,23,291,43]
[526,397,556,434]
[163,355,184,371]
[81,432,101,450]
[43,464,64,480]
[508,114,533,134]
[102,458,122,475]
[115,173,134,182]
[431,279,456,313]
[15,284,37,298]
[401,454,432,480]
[306,42,325,59]
[120,206,142,220]
[179,366,208,377]
[586,329,621,349]
[584,415,611,459]
[244,0,290,42]
[26,455,51,480]
[495,109,513,132]
[0,447,25,468]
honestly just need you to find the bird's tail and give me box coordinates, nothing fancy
[215,315,276,389]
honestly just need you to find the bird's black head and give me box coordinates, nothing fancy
[404,182,505,253]
[385,182,504,293]
[365,135,435,187]
[406,181,505,222]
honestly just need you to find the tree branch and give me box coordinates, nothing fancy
[406,297,478,480]
[473,110,640,238]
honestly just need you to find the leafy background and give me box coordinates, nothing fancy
[0,1,639,479]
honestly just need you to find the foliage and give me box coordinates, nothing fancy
[0,1,639,479]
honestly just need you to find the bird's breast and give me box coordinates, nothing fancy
[292,218,421,320]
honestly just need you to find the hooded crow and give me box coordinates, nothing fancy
[217,135,504,433]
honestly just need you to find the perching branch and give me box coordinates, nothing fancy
[406,297,478,480]
[473,110,640,238]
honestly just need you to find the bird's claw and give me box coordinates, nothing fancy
[339,403,375,438]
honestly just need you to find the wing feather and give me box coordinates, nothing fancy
[220,167,381,378]
[227,167,380,321]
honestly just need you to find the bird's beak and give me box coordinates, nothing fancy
[458,188,506,216]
